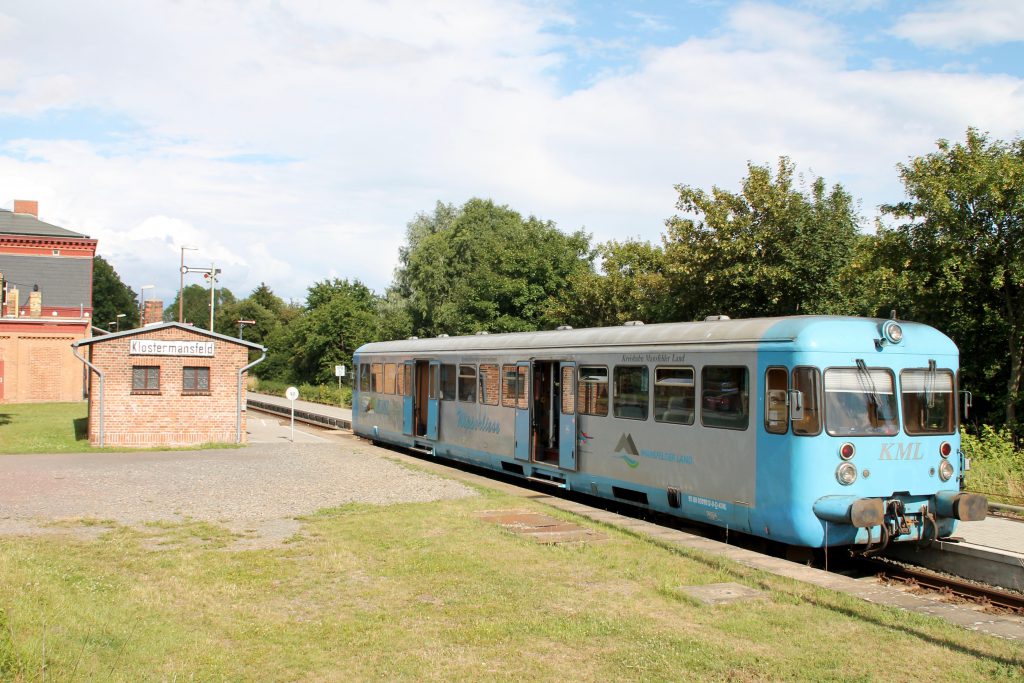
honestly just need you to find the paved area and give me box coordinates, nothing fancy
[0,427,474,549]
[957,515,1024,552]
[249,391,352,421]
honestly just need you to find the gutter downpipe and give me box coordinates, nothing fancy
[237,348,267,444]
[71,344,104,447]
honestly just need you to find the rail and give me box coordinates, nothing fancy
[246,398,352,431]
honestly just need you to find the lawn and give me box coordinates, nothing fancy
[0,486,1021,681]
[0,402,90,454]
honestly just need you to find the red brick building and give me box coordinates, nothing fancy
[72,322,265,447]
[0,200,97,402]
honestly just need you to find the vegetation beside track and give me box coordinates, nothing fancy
[1,488,1021,681]
[963,426,1024,506]
[252,378,352,408]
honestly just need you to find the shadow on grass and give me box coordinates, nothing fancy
[0,413,10,426]
[74,417,89,441]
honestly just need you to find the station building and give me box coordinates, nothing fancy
[0,200,97,403]
[72,318,265,447]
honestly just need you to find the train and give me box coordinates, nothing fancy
[351,316,986,550]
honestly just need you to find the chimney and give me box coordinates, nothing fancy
[6,288,18,318]
[143,299,164,326]
[13,200,38,217]
[28,289,42,317]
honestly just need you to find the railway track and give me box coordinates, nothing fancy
[863,557,1024,614]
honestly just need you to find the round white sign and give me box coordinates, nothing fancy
[285,386,299,402]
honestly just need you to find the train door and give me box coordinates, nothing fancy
[532,361,563,465]
[426,361,440,440]
[558,362,578,470]
[514,362,530,461]
[403,360,415,436]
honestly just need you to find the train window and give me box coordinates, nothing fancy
[701,366,748,430]
[440,364,456,401]
[561,366,575,414]
[429,363,439,400]
[398,364,409,396]
[824,367,899,436]
[613,366,649,420]
[371,363,384,393]
[577,366,609,416]
[458,365,477,403]
[765,367,788,434]
[791,367,822,436]
[502,365,528,409]
[654,367,694,425]
[901,368,955,435]
[479,364,500,405]
[359,363,370,392]
[384,364,397,394]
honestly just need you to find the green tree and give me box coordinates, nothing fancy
[663,158,861,320]
[91,255,139,330]
[396,198,593,336]
[880,128,1024,429]
[544,238,671,328]
[163,283,235,330]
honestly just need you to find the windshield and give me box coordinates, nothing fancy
[901,368,956,435]
[824,367,899,436]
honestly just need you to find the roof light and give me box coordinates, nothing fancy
[881,320,903,345]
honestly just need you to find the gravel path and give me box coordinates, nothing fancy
[0,437,476,548]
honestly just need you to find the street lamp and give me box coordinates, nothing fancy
[179,245,198,323]
[139,284,155,324]
[237,319,256,340]
[115,313,126,331]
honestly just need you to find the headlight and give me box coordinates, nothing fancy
[881,320,903,344]
[836,462,857,486]
[938,459,954,482]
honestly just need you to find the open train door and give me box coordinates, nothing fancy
[514,361,530,461]
[558,362,578,471]
[402,360,415,436]
[426,361,440,440]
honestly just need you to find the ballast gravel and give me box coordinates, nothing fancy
[0,439,476,547]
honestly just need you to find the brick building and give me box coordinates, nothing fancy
[72,322,265,447]
[0,200,97,402]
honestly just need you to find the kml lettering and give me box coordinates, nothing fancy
[879,442,923,460]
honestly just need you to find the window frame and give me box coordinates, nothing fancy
[900,367,957,436]
[613,365,649,421]
[653,365,695,425]
[479,363,500,406]
[501,365,528,409]
[700,365,749,431]
[823,366,900,437]
[182,366,210,395]
[791,366,823,437]
[131,365,160,395]
[577,365,609,417]
[458,364,477,403]
[440,364,456,401]
[764,366,789,434]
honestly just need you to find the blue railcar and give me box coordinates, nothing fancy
[352,316,986,549]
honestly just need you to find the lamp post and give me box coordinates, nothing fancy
[237,319,256,340]
[179,245,198,323]
[139,284,154,325]
[115,313,126,331]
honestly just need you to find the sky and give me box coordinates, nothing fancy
[1,0,1023,306]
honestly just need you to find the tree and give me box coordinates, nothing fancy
[92,255,139,330]
[880,128,1024,430]
[663,158,861,320]
[543,238,671,328]
[163,283,235,330]
[396,198,593,336]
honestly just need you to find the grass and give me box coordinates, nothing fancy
[0,486,1021,681]
[0,402,241,455]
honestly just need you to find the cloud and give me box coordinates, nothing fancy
[890,0,1024,50]
[0,0,1021,306]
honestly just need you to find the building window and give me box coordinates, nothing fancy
[132,366,160,394]
[479,364,500,405]
[183,366,210,395]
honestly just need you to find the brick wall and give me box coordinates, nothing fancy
[0,329,87,402]
[87,326,252,447]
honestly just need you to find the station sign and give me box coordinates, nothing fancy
[129,339,215,357]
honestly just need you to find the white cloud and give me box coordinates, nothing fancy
[0,0,1021,306]
[890,0,1024,50]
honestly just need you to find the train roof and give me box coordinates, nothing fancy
[355,316,958,356]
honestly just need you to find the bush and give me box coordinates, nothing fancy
[961,425,1024,504]
[250,378,352,408]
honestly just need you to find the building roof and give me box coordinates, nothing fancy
[0,253,93,308]
[0,208,90,239]
[73,321,266,351]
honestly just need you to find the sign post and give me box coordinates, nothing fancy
[285,386,299,442]
[335,365,345,404]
